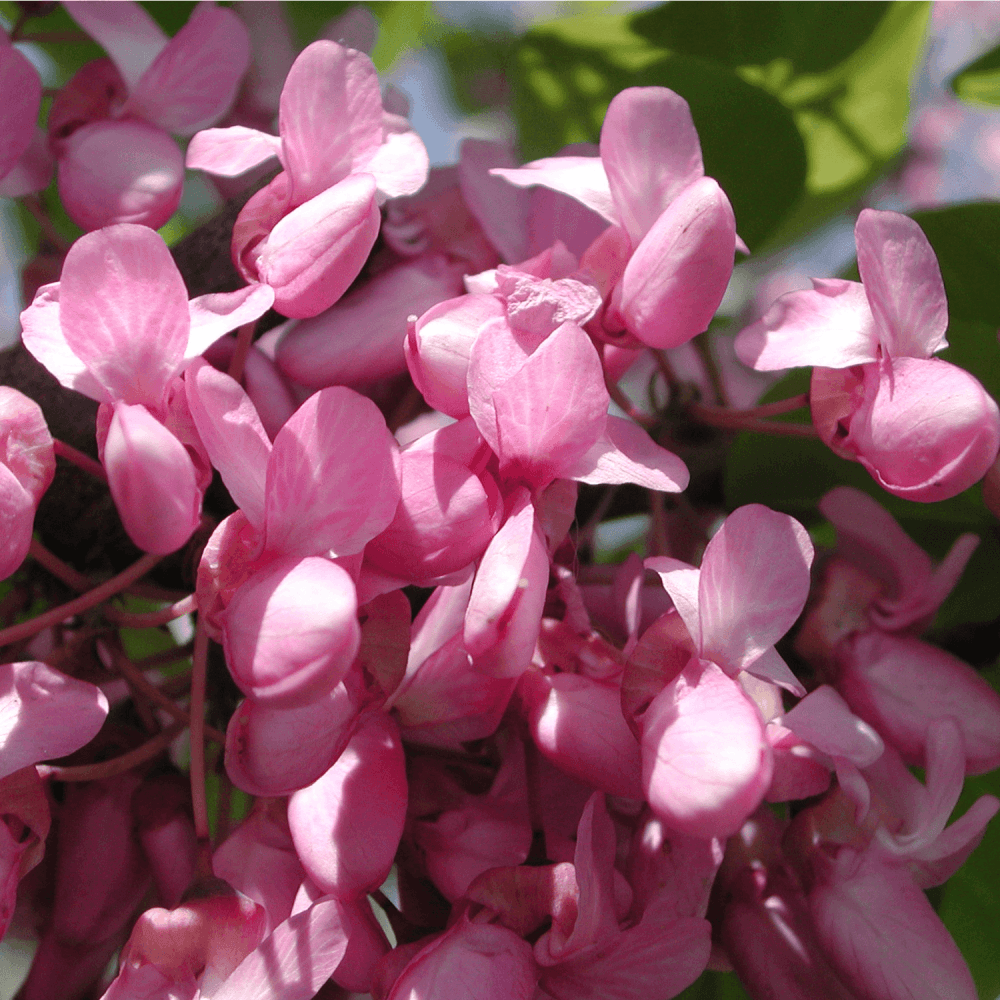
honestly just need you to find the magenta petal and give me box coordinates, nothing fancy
[565,415,689,492]
[103,403,201,554]
[59,224,190,406]
[849,356,1000,502]
[264,386,400,558]
[697,505,813,674]
[600,87,704,245]
[287,713,406,900]
[185,361,270,529]
[223,556,360,707]
[0,125,54,199]
[735,278,879,371]
[0,41,41,183]
[619,177,735,349]
[186,126,282,176]
[0,661,108,779]
[279,40,383,204]
[810,847,977,1000]
[855,208,948,359]
[212,897,349,1000]
[57,119,184,232]
[493,321,609,487]
[224,686,358,796]
[63,1,166,91]
[257,172,380,319]
[126,4,250,135]
[641,659,771,838]
[491,156,617,225]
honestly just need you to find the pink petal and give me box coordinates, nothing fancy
[644,558,702,652]
[185,361,270,529]
[0,41,41,182]
[809,847,977,1000]
[492,156,617,225]
[0,125,54,199]
[364,112,429,199]
[742,646,806,696]
[492,321,609,487]
[126,4,250,136]
[256,172,380,319]
[224,686,358,797]
[277,255,463,390]
[600,87,704,246]
[287,713,406,900]
[641,659,771,838]
[279,40,383,205]
[0,464,35,581]
[63,1,166,92]
[58,224,189,407]
[495,271,602,335]
[565,415,689,492]
[0,386,53,506]
[619,177,735,349]
[697,505,813,674]
[186,284,276,360]
[103,403,201,554]
[782,685,884,766]
[849,356,1000,502]
[855,208,948,359]
[20,283,110,402]
[186,126,282,176]
[735,278,879,371]
[0,662,108,778]
[213,897,350,1000]
[223,556,360,707]
[264,386,400,558]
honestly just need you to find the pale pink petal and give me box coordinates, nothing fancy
[528,183,611,260]
[364,114,429,199]
[492,321,609,487]
[406,294,505,419]
[223,556,360,706]
[224,686,358,797]
[600,87,703,246]
[735,278,879,371]
[255,172,380,319]
[63,1,167,92]
[186,284,276,359]
[0,126,54,199]
[697,505,813,674]
[0,464,35,581]
[494,270,602,335]
[492,156,617,225]
[278,255,463,389]
[103,403,201,554]
[766,725,833,802]
[279,40,383,205]
[642,659,771,838]
[644,558,702,652]
[185,361,270,528]
[127,4,250,135]
[264,386,400,558]
[287,713,406,900]
[20,283,110,402]
[839,631,1000,775]
[58,224,190,406]
[0,42,41,182]
[186,126,282,176]
[810,847,977,1000]
[782,685,884,766]
[855,208,948,359]
[906,794,1000,888]
[0,661,108,779]
[523,671,643,799]
[619,177,735,349]
[849,356,1000,502]
[565,415,689,492]
[212,897,349,1000]
[57,120,184,232]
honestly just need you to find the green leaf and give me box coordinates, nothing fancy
[631,1,890,75]
[675,970,752,1000]
[438,27,517,114]
[911,205,1000,329]
[511,15,807,249]
[950,41,1000,106]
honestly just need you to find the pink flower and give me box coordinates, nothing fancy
[52,2,250,230]
[20,224,273,553]
[0,31,51,197]
[736,209,1000,501]
[187,40,429,318]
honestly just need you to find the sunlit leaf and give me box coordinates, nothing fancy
[950,41,1000,106]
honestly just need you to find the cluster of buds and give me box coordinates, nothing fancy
[1,5,999,1000]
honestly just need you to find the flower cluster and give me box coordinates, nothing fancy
[1,6,999,1000]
